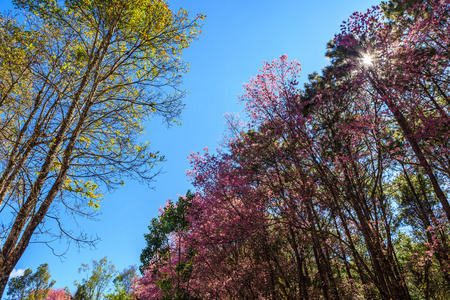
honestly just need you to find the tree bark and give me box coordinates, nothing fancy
[369,73,450,221]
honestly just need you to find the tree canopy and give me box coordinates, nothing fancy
[0,0,203,295]
[135,1,450,298]
[6,264,55,300]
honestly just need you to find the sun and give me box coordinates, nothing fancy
[362,54,373,65]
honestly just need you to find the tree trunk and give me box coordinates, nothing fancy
[369,74,450,221]
[0,263,14,296]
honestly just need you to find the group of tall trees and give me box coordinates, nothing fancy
[5,258,137,300]
[6,264,57,300]
[2,0,449,298]
[135,0,450,299]
[0,0,203,296]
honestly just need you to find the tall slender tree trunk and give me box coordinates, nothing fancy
[369,74,450,221]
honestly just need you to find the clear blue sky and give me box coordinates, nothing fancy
[1,0,379,294]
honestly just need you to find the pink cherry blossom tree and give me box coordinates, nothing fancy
[136,1,450,298]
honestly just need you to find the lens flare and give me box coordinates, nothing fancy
[363,54,373,65]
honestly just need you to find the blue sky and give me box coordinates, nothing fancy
[1,0,379,294]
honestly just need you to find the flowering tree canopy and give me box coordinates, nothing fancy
[136,1,450,299]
